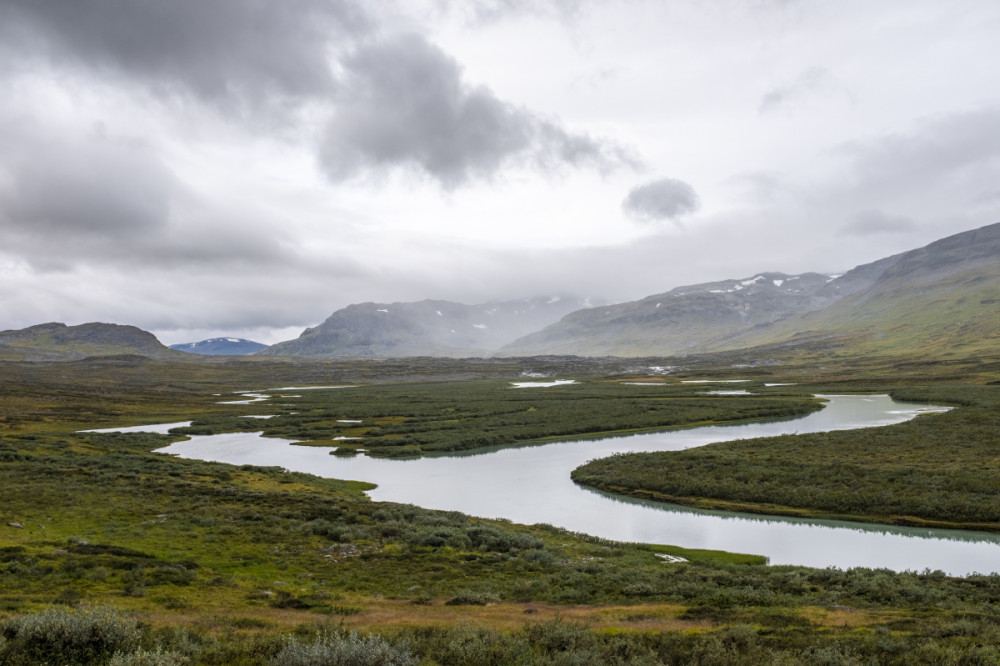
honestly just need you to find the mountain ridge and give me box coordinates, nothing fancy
[500,222,1000,358]
[0,322,181,362]
[259,295,596,358]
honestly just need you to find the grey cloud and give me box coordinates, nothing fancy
[441,0,591,24]
[1,130,172,240]
[839,210,919,237]
[0,119,295,272]
[759,67,835,114]
[0,0,366,109]
[319,33,636,188]
[841,106,1000,200]
[622,178,700,222]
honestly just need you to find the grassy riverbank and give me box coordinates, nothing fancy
[171,378,822,457]
[572,384,1000,531]
[5,358,1000,663]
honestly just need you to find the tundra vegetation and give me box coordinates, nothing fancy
[2,354,1000,663]
[572,384,1000,531]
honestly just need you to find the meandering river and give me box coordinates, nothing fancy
[111,393,1000,575]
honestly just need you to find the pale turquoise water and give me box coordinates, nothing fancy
[132,394,1000,575]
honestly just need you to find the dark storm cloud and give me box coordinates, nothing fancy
[318,33,637,188]
[0,0,366,108]
[622,178,700,222]
[839,209,919,237]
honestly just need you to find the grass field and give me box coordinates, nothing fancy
[4,355,1000,663]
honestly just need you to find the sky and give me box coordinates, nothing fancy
[1,0,998,345]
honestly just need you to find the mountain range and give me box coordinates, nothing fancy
[500,223,999,358]
[259,296,595,358]
[1,223,997,362]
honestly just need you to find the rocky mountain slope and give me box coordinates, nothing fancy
[171,338,267,356]
[260,296,594,358]
[720,222,1000,359]
[0,322,180,361]
[500,222,1000,358]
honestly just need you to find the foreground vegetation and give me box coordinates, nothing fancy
[572,384,1000,531]
[4,355,1000,662]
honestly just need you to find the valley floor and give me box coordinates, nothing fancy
[2,356,1000,664]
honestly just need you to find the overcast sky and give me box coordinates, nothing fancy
[1,0,998,345]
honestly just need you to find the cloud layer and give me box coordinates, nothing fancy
[0,1,998,345]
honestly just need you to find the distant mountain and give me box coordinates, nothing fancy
[500,222,1000,358]
[721,222,1000,359]
[260,296,596,358]
[497,272,853,357]
[0,322,180,361]
[171,337,267,356]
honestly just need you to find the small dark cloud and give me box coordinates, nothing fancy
[622,178,700,223]
[839,209,919,237]
[318,33,636,188]
[0,0,366,110]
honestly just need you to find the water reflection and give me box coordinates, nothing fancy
[146,394,1000,575]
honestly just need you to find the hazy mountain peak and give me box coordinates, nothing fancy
[261,295,596,358]
[170,337,267,356]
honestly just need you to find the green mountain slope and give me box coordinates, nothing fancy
[0,322,181,361]
[500,222,1000,360]
[724,225,1000,359]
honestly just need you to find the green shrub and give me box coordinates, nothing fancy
[108,648,189,665]
[0,605,141,665]
[270,630,415,666]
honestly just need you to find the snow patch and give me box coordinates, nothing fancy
[772,279,784,287]
[472,323,487,329]
[377,308,389,313]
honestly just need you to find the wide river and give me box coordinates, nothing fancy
[123,392,1000,576]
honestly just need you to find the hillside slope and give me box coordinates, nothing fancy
[261,296,594,358]
[723,223,1000,359]
[0,322,181,361]
[497,272,856,357]
[500,222,999,359]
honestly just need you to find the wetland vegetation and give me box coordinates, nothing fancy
[572,385,1000,532]
[3,354,1000,663]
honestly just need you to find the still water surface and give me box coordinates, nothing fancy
[142,394,1000,575]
